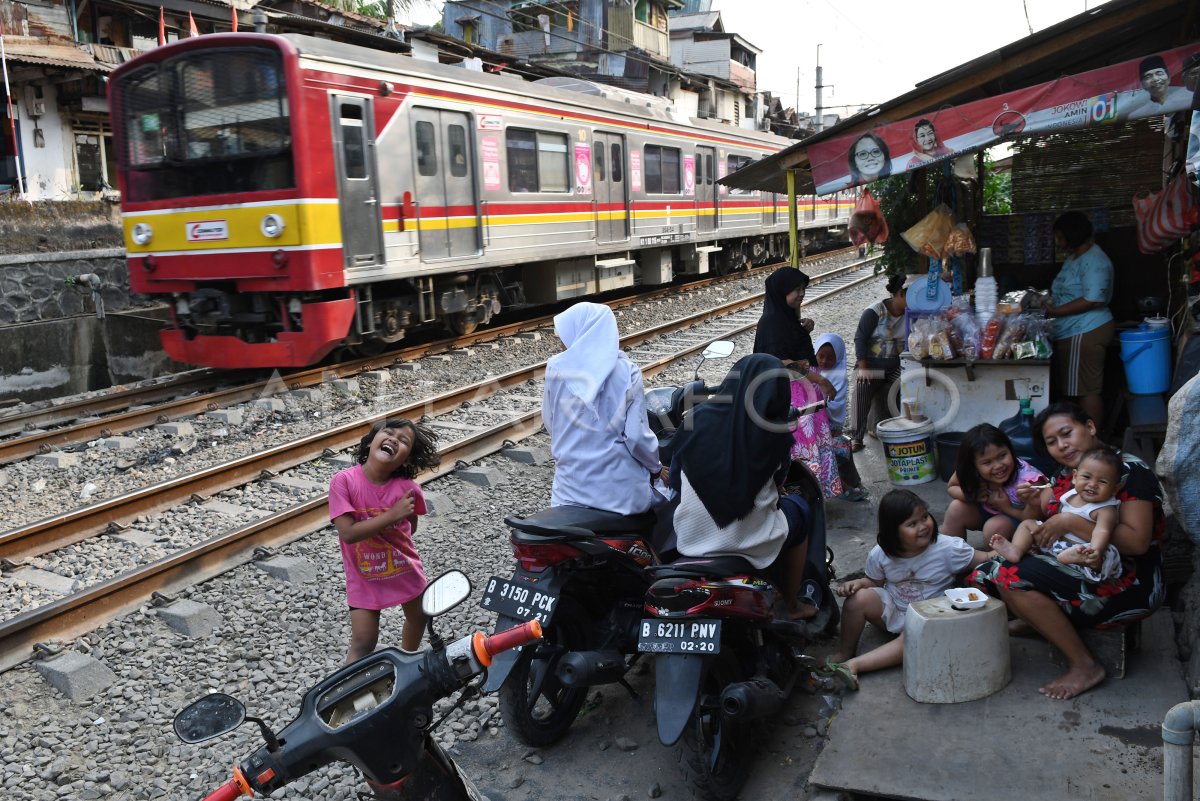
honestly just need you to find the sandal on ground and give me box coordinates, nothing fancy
[849,440,865,453]
[839,486,868,502]
[819,658,859,691]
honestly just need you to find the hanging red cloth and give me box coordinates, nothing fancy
[231,7,238,32]
[188,12,199,37]
[158,7,165,46]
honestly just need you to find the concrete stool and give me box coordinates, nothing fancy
[903,596,1010,704]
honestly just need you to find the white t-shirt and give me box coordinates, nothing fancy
[866,534,977,614]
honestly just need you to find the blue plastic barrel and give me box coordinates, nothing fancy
[1119,326,1171,395]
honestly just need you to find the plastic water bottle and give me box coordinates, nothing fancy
[1000,399,1056,477]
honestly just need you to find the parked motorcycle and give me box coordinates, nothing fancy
[639,381,838,801]
[173,570,542,801]
[480,341,737,747]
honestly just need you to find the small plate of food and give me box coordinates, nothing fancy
[944,587,988,610]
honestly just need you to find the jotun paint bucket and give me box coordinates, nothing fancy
[877,415,937,486]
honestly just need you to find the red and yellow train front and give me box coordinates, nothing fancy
[110,35,354,368]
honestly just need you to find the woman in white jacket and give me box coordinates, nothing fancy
[543,302,665,514]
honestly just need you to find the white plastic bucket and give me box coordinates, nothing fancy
[877,415,937,486]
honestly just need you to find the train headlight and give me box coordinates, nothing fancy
[131,223,153,246]
[261,214,286,238]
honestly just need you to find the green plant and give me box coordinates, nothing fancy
[982,154,1012,215]
[869,171,934,278]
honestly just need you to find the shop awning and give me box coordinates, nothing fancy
[0,40,112,73]
[806,43,1196,195]
[720,0,1193,196]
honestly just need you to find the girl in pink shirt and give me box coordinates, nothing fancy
[329,418,440,664]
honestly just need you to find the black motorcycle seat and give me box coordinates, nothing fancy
[505,506,656,537]
[649,554,757,578]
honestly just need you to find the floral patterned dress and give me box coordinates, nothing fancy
[970,451,1165,627]
[790,377,843,499]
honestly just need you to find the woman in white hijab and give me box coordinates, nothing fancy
[814,333,868,502]
[544,302,665,514]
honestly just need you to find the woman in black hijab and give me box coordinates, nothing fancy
[671,353,815,619]
[754,267,843,499]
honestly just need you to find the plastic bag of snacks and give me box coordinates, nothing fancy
[980,316,1006,359]
[907,317,933,359]
[901,203,955,259]
[951,308,982,361]
[992,314,1029,360]
[943,224,977,257]
[928,319,956,360]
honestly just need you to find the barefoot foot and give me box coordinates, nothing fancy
[1038,662,1105,700]
[989,533,1025,563]
[1056,545,1092,566]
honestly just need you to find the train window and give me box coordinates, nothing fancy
[593,142,605,182]
[506,128,568,193]
[114,49,294,201]
[536,132,568,192]
[705,154,713,185]
[448,125,468,178]
[416,121,437,177]
[610,143,623,183]
[725,155,754,194]
[340,105,367,180]
[644,145,680,194]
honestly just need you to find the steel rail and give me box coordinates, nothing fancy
[0,247,861,464]
[0,256,882,672]
[0,409,544,674]
[0,255,881,565]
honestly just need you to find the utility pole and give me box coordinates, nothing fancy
[814,43,826,133]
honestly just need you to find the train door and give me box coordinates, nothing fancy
[593,132,629,244]
[763,192,777,226]
[331,96,386,269]
[695,146,716,234]
[411,107,481,260]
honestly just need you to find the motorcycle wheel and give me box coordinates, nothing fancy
[499,599,589,747]
[678,652,751,801]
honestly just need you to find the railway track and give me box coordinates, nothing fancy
[0,253,881,672]
[0,246,863,460]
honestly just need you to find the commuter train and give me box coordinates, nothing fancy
[108,33,854,368]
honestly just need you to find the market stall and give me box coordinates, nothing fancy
[724,33,1198,467]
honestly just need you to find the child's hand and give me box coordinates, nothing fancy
[389,490,416,521]
[1014,481,1045,504]
[837,578,870,597]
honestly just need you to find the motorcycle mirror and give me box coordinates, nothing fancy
[173,693,246,744]
[694,340,734,380]
[421,569,472,617]
[700,340,735,361]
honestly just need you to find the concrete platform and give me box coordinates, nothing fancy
[814,441,1188,801]
[810,610,1184,800]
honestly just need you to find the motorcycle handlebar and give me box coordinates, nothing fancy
[203,778,247,801]
[474,620,543,666]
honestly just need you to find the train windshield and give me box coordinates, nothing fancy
[115,48,293,201]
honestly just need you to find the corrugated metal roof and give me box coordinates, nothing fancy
[1,40,111,72]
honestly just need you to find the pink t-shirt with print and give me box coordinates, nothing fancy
[329,465,428,610]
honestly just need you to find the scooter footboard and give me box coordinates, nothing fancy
[653,653,705,746]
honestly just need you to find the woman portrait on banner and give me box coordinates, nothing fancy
[1044,211,1114,426]
[905,118,954,169]
[847,132,892,186]
[753,268,844,498]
